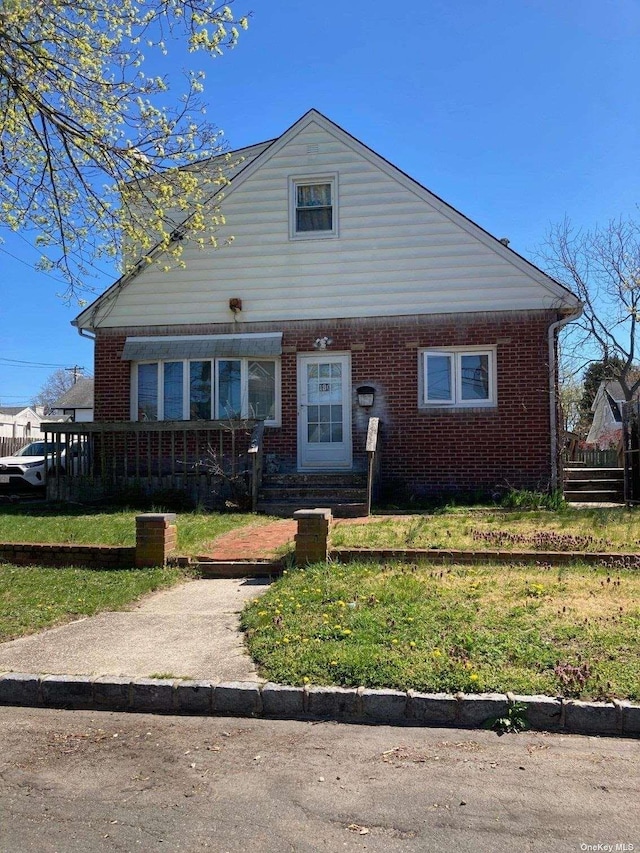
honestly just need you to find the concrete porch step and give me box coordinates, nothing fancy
[257,499,368,518]
[260,486,367,501]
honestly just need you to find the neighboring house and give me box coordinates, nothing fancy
[50,378,94,422]
[0,406,46,440]
[70,109,581,506]
[586,381,631,450]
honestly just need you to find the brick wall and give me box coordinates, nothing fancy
[93,309,559,498]
[0,543,135,569]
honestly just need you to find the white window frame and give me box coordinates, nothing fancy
[289,173,338,240]
[419,346,497,409]
[131,358,281,426]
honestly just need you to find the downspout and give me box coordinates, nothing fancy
[77,327,95,341]
[548,306,583,492]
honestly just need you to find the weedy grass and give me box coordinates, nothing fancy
[242,560,640,700]
[330,507,640,553]
[0,564,188,642]
[0,505,273,556]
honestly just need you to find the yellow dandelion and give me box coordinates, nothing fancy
[341,628,352,635]
[469,673,479,682]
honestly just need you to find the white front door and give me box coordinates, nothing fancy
[298,353,352,470]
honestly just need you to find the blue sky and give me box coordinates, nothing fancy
[1,0,638,406]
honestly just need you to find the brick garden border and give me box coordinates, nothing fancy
[0,673,638,738]
[329,547,640,568]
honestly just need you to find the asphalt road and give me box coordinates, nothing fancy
[1,707,638,853]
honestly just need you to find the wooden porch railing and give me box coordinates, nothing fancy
[41,419,261,508]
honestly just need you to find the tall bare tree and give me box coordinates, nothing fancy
[32,368,79,413]
[539,215,640,403]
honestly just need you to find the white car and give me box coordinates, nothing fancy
[0,441,58,490]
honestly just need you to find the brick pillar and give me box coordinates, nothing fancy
[135,513,177,568]
[294,508,332,566]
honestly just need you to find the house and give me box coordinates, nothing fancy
[65,109,581,511]
[0,406,46,440]
[50,378,94,423]
[586,381,629,450]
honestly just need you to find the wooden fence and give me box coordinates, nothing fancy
[0,436,33,458]
[563,446,621,468]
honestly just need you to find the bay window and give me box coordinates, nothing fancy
[133,358,280,425]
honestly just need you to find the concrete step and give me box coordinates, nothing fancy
[564,490,624,503]
[564,467,623,482]
[565,478,624,491]
[257,500,368,518]
[260,486,367,501]
[193,559,283,578]
[262,473,367,488]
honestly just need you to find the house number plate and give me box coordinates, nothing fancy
[319,383,331,392]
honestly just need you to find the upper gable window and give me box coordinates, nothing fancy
[290,175,338,239]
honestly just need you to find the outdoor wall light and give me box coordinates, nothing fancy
[357,385,375,408]
[313,336,333,350]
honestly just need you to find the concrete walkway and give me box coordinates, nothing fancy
[0,578,270,681]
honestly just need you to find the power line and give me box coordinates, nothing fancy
[12,228,115,279]
[0,245,70,286]
[0,357,69,368]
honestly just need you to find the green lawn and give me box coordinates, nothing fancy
[242,560,640,701]
[330,507,640,553]
[0,505,273,556]
[0,564,187,642]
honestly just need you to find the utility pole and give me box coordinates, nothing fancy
[65,365,84,385]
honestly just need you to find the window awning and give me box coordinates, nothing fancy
[121,333,283,361]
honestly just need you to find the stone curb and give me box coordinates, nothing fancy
[0,673,638,738]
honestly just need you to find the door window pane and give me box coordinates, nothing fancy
[426,354,453,402]
[248,361,275,420]
[460,354,490,400]
[190,361,212,420]
[137,363,158,421]
[163,361,183,420]
[217,360,241,419]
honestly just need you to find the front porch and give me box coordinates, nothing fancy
[41,417,380,516]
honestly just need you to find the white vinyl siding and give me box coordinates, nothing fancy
[420,347,497,408]
[80,117,578,329]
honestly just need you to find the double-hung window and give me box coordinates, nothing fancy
[133,358,280,425]
[290,175,337,238]
[421,348,496,408]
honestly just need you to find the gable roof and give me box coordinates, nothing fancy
[52,377,94,410]
[74,109,580,330]
[0,406,42,419]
